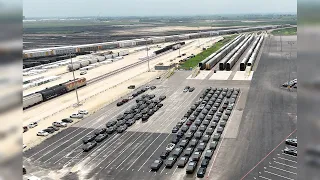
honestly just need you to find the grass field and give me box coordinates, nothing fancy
[271,27,297,36]
[179,35,237,69]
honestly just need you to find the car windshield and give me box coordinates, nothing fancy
[155,160,160,163]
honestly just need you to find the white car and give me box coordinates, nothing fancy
[183,89,188,93]
[165,143,176,151]
[156,76,161,79]
[145,86,150,89]
[70,113,84,119]
[52,121,67,127]
[78,110,88,115]
[27,176,41,180]
[80,71,87,75]
[180,117,188,123]
[28,122,38,128]
[128,96,134,100]
[37,131,49,136]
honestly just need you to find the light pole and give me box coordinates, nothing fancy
[69,50,80,106]
[287,41,295,91]
[145,38,150,72]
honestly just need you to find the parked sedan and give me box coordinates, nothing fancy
[94,128,107,135]
[28,122,38,128]
[52,121,67,127]
[197,167,207,178]
[83,134,97,144]
[95,133,108,142]
[62,118,73,123]
[150,159,163,171]
[177,156,189,168]
[285,138,297,147]
[37,131,49,136]
[284,147,297,156]
[165,156,177,168]
[48,126,59,131]
[204,149,214,159]
[82,141,97,152]
[186,161,198,174]
[160,151,170,159]
[172,147,183,157]
[189,87,195,92]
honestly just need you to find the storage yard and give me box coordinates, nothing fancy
[23,23,297,180]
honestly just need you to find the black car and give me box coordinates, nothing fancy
[176,130,184,138]
[284,147,297,156]
[204,149,214,159]
[48,126,59,131]
[197,142,207,152]
[83,134,97,144]
[95,133,108,142]
[178,139,189,148]
[142,114,150,121]
[159,95,166,101]
[83,141,97,152]
[150,159,163,171]
[191,151,202,161]
[186,161,198,174]
[43,128,55,134]
[160,151,170,159]
[209,141,218,150]
[285,138,297,147]
[157,103,164,108]
[189,138,199,147]
[94,128,107,135]
[189,87,195,92]
[201,158,210,167]
[172,126,179,133]
[106,126,115,134]
[172,147,183,157]
[147,110,155,116]
[134,114,142,120]
[116,125,127,133]
[184,147,194,157]
[165,156,177,168]
[126,119,135,126]
[197,167,207,178]
[213,133,221,141]
[177,156,189,168]
[61,118,73,123]
[117,101,124,106]
[106,120,117,128]
[116,120,126,127]
[172,135,180,144]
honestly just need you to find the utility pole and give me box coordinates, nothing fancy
[69,50,80,106]
[287,41,295,91]
[145,38,150,72]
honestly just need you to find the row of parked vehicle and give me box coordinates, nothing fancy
[151,87,239,178]
[33,110,88,136]
[82,93,166,152]
[116,85,156,106]
[284,137,297,156]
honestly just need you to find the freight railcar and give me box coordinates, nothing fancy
[23,93,43,109]
[64,78,87,91]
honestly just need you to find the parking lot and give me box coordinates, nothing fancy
[23,70,250,180]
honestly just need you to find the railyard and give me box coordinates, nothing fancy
[23,26,297,180]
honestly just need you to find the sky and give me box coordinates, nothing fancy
[23,0,297,18]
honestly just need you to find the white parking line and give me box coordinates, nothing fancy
[159,166,166,174]
[268,166,297,175]
[259,176,272,180]
[273,161,297,169]
[281,153,297,158]
[264,171,294,180]
[172,166,178,175]
[277,157,297,163]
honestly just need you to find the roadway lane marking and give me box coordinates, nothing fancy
[281,153,297,158]
[264,171,294,180]
[268,166,297,175]
[259,176,272,180]
[239,129,297,180]
[273,161,297,169]
[159,166,166,174]
[277,157,297,163]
